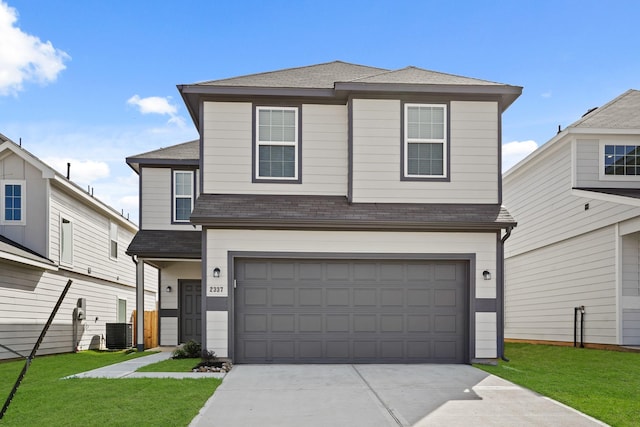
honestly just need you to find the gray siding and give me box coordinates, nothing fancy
[505,226,617,344]
[202,102,348,195]
[140,167,199,231]
[575,135,640,189]
[49,185,144,289]
[351,99,498,203]
[0,152,48,256]
[504,140,640,258]
[0,264,156,360]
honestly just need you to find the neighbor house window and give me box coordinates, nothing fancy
[403,103,447,178]
[117,298,127,323]
[604,145,640,176]
[60,217,73,265]
[109,221,118,259]
[1,180,25,224]
[255,106,299,181]
[173,170,194,222]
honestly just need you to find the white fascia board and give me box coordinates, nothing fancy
[0,252,58,271]
[52,175,138,232]
[571,189,640,207]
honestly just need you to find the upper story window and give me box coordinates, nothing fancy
[254,106,300,182]
[109,221,118,260]
[173,170,194,222]
[403,103,447,179]
[60,217,73,265]
[1,180,25,225]
[604,145,640,176]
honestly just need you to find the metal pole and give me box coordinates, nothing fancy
[0,280,72,420]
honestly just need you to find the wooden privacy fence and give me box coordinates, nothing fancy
[132,310,158,349]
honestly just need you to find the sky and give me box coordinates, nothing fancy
[0,0,639,224]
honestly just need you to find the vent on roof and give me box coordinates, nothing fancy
[582,107,598,118]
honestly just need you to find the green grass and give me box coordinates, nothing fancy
[0,351,221,426]
[136,357,201,372]
[474,343,640,426]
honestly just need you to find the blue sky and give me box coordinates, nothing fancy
[1,0,638,223]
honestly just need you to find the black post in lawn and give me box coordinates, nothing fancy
[0,279,73,420]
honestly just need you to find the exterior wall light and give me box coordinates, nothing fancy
[482,270,491,280]
[165,286,172,292]
[213,267,221,278]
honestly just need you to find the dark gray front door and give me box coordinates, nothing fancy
[234,259,468,364]
[180,280,201,344]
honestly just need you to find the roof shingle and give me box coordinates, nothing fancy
[190,194,515,231]
[126,230,201,258]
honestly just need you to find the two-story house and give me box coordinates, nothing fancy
[0,134,157,360]
[127,61,522,363]
[504,89,640,347]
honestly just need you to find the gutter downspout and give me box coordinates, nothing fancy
[498,226,513,362]
[131,255,145,352]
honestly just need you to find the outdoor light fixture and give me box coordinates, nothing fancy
[166,286,172,293]
[213,267,221,278]
[482,270,491,280]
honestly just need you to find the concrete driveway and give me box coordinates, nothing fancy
[189,364,606,427]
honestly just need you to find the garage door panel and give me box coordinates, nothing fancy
[299,263,322,280]
[327,341,349,358]
[381,289,404,306]
[326,288,349,306]
[299,314,322,332]
[354,288,377,306]
[354,263,377,280]
[299,288,322,306]
[435,264,457,280]
[407,289,431,306]
[234,259,468,363]
[326,315,349,332]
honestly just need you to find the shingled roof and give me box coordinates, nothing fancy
[179,60,522,128]
[126,140,199,173]
[126,230,201,259]
[569,89,640,130]
[0,234,57,270]
[190,194,516,231]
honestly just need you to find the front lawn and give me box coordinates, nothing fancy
[475,342,640,427]
[136,357,200,372]
[0,351,220,426]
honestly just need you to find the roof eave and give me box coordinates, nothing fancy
[334,82,522,111]
[189,218,516,231]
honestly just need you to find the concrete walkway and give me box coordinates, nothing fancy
[65,351,225,379]
[189,364,608,427]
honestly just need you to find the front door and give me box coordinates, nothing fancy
[180,280,201,344]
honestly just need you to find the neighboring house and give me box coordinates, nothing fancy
[0,134,157,360]
[503,89,640,346]
[127,61,522,363]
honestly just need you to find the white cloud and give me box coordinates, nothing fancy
[503,140,538,171]
[0,1,70,95]
[541,91,552,98]
[127,94,177,115]
[127,94,186,127]
[43,157,110,186]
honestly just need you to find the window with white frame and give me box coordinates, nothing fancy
[60,217,73,265]
[109,221,118,259]
[403,103,447,178]
[1,180,25,224]
[173,170,194,222]
[604,145,640,176]
[256,106,299,180]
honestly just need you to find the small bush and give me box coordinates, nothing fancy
[201,350,218,363]
[172,340,202,359]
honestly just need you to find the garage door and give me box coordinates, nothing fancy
[234,259,468,363]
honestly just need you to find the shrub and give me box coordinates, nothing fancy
[172,340,201,359]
